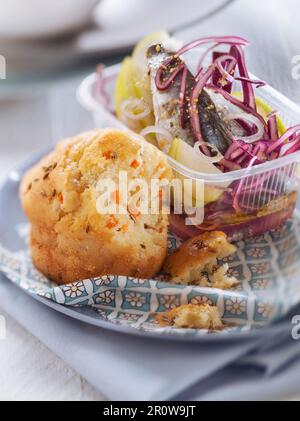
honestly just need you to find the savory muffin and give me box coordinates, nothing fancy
[163,231,238,289]
[20,128,173,284]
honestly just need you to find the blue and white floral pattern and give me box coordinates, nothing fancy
[1,217,300,337]
[224,296,248,318]
[94,289,115,306]
[63,282,86,299]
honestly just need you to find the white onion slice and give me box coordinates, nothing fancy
[194,141,224,163]
[226,113,264,143]
[140,125,173,142]
[120,98,151,121]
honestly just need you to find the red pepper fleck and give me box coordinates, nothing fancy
[130,159,140,169]
[58,192,63,203]
[111,190,120,204]
[102,150,113,160]
[106,216,118,229]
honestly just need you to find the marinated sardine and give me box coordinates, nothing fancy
[147,44,232,154]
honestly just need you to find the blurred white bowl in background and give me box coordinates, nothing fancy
[0,0,100,39]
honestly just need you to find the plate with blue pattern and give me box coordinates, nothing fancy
[1,151,300,341]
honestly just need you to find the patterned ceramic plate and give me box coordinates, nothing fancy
[1,151,300,341]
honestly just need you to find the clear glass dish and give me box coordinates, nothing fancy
[77,64,300,241]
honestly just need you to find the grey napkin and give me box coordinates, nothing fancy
[174,323,300,400]
[1,273,300,401]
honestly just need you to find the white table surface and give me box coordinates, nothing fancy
[1,0,300,401]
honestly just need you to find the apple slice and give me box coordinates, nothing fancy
[169,138,230,205]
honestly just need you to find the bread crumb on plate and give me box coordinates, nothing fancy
[163,231,238,289]
[155,304,223,330]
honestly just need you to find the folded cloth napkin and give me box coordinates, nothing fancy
[176,333,300,401]
[1,273,300,401]
[174,316,300,401]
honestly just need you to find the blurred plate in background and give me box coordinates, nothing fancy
[0,0,100,39]
[84,0,233,53]
[0,0,232,80]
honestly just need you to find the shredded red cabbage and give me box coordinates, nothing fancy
[267,125,300,154]
[230,45,256,110]
[198,43,220,73]
[175,35,249,57]
[189,65,216,143]
[155,59,185,90]
[235,76,266,88]
[267,112,279,140]
[179,66,188,129]
[212,52,237,93]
